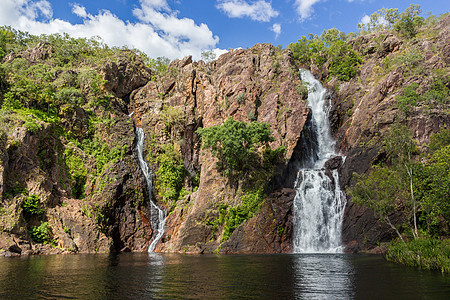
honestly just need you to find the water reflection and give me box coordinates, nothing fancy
[0,253,449,299]
[293,254,354,299]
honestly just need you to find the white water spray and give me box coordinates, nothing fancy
[135,127,166,252]
[293,70,346,253]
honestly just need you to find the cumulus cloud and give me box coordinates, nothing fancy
[271,23,281,39]
[293,0,322,20]
[360,14,371,24]
[72,3,88,18]
[292,0,364,20]
[216,0,279,22]
[0,0,222,60]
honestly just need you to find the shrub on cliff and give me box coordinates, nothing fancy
[357,4,424,39]
[288,28,361,82]
[29,222,55,245]
[196,118,276,178]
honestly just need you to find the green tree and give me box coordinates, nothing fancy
[394,4,424,38]
[350,166,408,244]
[384,124,419,239]
[416,129,450,236]
[155,144,186,203]
[196,118,275,177]
[349,124,419,242]
[148,56,171,75]
[357,5,424,38]
[288,28,361,81]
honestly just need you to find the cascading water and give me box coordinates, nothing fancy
[293,69,346,253]
[135,127,166,252]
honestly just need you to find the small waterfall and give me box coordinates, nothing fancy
[135,127,166,252]
[293,70,346,253]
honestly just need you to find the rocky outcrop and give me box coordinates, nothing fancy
[1,15,448,256]
[0,49,154,256]
[220,188,294,253]
[131,44,309,253]
[102,51,152,99]
[329,15,450,251]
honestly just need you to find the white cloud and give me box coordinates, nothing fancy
[271,23,281,39]
[216,0,279,22]
[293,0,322,20]
[140,0,169,10]
[72,4,88,19]
[212,48,229,59]
[360,14,370,24]
[0,0,222,60]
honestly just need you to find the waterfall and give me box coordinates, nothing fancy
[293,70,346,253]
[135,127,166,252]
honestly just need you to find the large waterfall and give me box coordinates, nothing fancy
[135,127,166,252]
[293,70,346,253]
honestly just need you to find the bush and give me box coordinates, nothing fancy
[424,77,449,105]
[155,144,186,203]
[22,194,44,219]
[64,148,87,199]
[54,87,85,106]
[236,93,246,104]
[386,238,450,273]
[197,118,275,177]
[24,115,42,133]
[396,83,419,117]
[221,188,264,242]
[29,222,54,245]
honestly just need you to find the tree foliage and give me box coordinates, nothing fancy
[155,144,187,204]
[197,118,275,177]
[350,126,450,243]
[288,28,362,81]
[357,4,424,38]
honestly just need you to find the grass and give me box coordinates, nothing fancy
[386,238,450,273]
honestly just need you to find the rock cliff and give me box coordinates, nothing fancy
[131,44,308,253]
[0,14,448,256]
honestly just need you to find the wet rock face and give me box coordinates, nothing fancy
[132,43,309,253]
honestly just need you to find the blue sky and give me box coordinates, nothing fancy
[1,1,448,60]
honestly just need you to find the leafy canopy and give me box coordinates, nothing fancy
[288,28,362,82]
[196,118,275,177]
[357,4,424,38]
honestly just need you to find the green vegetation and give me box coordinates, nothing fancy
[221,188,264,242]
[386,238,450,273]
[155,144,187,205]
[147,56,171,76]
[29,222,55,245]
[350,126,450,272]
[198,118,285,241]
[201,50,216,64]
[196,118,277,178]
[288,28,362,81]
[396,83,419,118]
[22,194,44,219]
[64,148,88,199]
[358,4,424,39]
[395,79,450,116]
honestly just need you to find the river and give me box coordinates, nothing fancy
[0,253,448,299]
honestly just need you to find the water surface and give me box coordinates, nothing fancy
[0,253,448,299]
